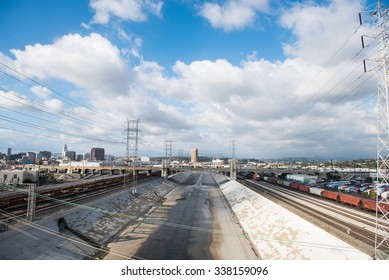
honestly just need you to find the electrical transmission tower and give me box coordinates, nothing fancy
[124,119,140,194]
[165,140,172,162]
[361,0,389,260]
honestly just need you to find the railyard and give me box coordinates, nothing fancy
[0,171,376,260]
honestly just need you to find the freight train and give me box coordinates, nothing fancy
[249,174,389,213]
[0,170,161,211]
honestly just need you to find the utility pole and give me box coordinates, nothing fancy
[361,0,389,260]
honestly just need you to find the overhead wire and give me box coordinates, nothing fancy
[267,70,378,154]
[0,184,366,257]
[262,16,380,156]
[0,30,129,152]
[0,61,124,126]
[0,113,123,144]
[0,74,121,133]
[272,21,364,130]
[0,209,133,260]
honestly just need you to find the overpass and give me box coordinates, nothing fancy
[6,164,371,181]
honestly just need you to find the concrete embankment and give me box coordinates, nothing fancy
[214,176,370,260]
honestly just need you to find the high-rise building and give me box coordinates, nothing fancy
[91,148,105,161]
[26,152,36,163]
[62,144,68,159]
[191,148,198,163]
[39,151,52,160]
[65,151,76,161]
[7,148,11,157]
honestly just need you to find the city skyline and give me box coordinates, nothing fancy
[0,0,385,159]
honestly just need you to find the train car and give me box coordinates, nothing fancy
[289,182,299,190]
[270,178,278,184]
[378,201,389,212]
[298,184,310,193]
[360,198,376,211]
[339,193,362,207]
[309,187,323,196]
[283,181,291,187]
[321,190,340,201]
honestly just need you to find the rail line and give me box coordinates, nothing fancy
[238,179,389,257]
[0,171,161,221]
[255,180,389,231]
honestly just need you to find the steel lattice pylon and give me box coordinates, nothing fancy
[372,1,389,260]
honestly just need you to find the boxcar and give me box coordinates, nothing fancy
[290,182,299,190]
[298,184,310,193]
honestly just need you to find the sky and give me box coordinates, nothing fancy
[0,0,387,160]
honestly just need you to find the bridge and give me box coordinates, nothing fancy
[7,163,372,181]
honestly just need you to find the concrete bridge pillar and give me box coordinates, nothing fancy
[161,160,169,177]
[230,159,237,180]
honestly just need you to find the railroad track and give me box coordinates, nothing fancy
[238,179,389,258]
[255,180,389,232]
[0,174,161,221]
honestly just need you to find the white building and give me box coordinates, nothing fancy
[0,169,38,184]
[287,174,318,184]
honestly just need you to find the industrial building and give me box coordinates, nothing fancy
[0,169,38,184]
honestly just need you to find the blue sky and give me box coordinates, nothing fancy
[0,0,386,159]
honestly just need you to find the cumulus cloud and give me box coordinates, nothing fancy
[30,85,52,99]
[90,0,163,24]
[0,89,32,110]
[280,0,366,64]
[42,98,63,111]
[10,33,130,96]
[199,0,270,31]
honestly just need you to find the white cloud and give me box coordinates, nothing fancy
[199,0,270,31]
[280,0,367,64]
[90,0,163,24]
[0,89,31,110]
[10,33,130,96]
[43,98,64,112]
[30,85,51,99]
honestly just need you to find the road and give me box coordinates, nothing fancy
[103,172,259,260]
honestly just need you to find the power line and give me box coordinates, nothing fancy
[0,60,123,125]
